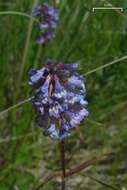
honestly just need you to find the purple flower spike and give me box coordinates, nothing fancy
[32,3,59,44]
[29,60,89,140]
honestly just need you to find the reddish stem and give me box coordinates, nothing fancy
[61,140,66,190]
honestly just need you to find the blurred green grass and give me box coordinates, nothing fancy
[0,0,127,189]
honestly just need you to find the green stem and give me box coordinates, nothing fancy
[0,11,38,23]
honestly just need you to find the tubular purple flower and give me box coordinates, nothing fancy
[38,21,49,29]
[32,5,43,16]
[36,31,55,44]
[29,60,89,140]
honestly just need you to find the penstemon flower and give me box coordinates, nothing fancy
[29,60,89,140]
[32,4,59,44]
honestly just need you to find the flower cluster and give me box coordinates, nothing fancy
[32,4,59,44]
[29,60,89,140]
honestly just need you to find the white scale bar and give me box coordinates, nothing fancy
[93,7,124,12]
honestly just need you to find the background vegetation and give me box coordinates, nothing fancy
[0,0,127,189]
